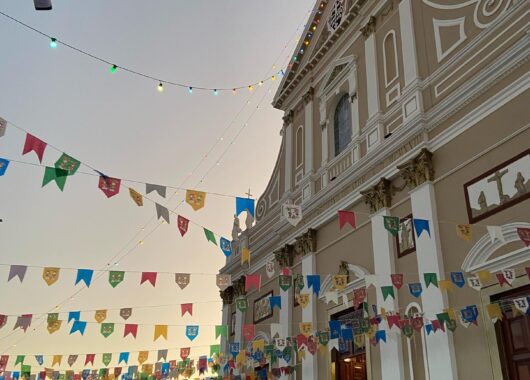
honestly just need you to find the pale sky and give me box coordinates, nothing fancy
[0,0,311,373]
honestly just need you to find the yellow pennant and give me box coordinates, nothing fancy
[439,280,454,293]
[47,320,62,334]
[445,308,457,321]
[138,351,149,365]
[52,355,62,367]
[299,322,313,337]
[154,325,168,341]
[298,348,306,360]
[478,270,491,283]
[129,188,143,207]
[380,308,387,319]
[185,190,206,211]
[297,293,311,309]
[236,350,246,365]
[141,364,153,375]
[487,303,503,322]
[94,310,107,323]
[354,334,365,348]
[241,248,250,266]
[45,369,53,379]
[512,304,523,317]
[332,275,348,290]
[43,267,60,286]
[252,339,264,353]
[456,224,473,241]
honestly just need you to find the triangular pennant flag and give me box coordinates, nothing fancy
[456,224,472,241]
[517,227,530,246]
[203,228,216,245]
[108,271,124,288]
[51,355,62,367]
[55,153,80,176]
[123,324,138,338]
[216,274,231,290]
[413,218,430,238]
[269,296,282,311]
[177,215,189,237]
[118,352,129,365]
[175,273,190,289]
[34,356,43,366]
[23,134,47,162]
[215,325,228,339]
[146,184,166,198]
[236,197,255,217]
[140,272,157,286]
[502,269,516,285]
[8,265,27,283]
[450,272,465,288]
[68,311,80,323]
[75,269,93,288]
[306,275,321,296]
[84,354,95,366]
[381,286,395,301]
[513,297,529,314]
[69,321,86,335]
[219,237,232,257]
[487,226,504,243]
[155,203,170,224]
[424,273,438,288]
[185,190,206,211]
[129,188,143,206]
[337,210,356,229]
[0,158,10,176]
[439,280,454,293]
[245,274,261,292]
[383,216,400,236]
[181,303,193,317]
[185,325,199,341]
[241,247,250,266]
[487,303,503,323]
[98,176,121,198]
[408,282,423,298]
[100,323,115,338]
[154,325,168,341]
[42,267,60,286]
[67,355,78,367]
[391,274,403,289]
[42,167,68,191]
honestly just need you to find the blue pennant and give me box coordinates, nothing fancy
[425,324,434,335]
[329,320,341,339]
[230,342,240,357]
[0,158,10,176]
[34,355,44,366]
[68,311,80,323]
[341,327,353,341]
[375,330,386,343]
[236,197,255,217]
[408,282,423,298]
[306,275,321,296]
[70,320,87,335]
[75,269,94,287]
[450,272,465,288]
[269,296,282,311]
[219,237,232,257]
[118,352,129,365]
[185,325,199,341]
[413,218,431,238]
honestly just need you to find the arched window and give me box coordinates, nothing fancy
[296,126,304,168]
[334,94,352,156]
[383,30,399,86]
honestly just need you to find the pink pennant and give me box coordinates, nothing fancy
[243,324,255,341]
[387,314,400,330]
[22,134,47,163]
[296,333,308,349]
[282,268,291,276]
[180,348,190,361]
[391,274,404,289]
[495,273,510,287]
[432,320,444,333]
[245,274,261,292]
[338,210,356,229]
[353,288,366,308]
[177,215,189,237]
[140,272,157,287]
[517,228,530,247]
[123,324,138,338]
[181,303,193,317]
[98,176,121,198]
[84,354,95,366]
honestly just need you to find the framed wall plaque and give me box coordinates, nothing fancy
[396,214,416,258]
[253,291,273,324]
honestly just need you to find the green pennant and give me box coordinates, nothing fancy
[318,331,330,346]
[446,319,457,332]
[47,313,59,323]
[55,153,81,176]
[98,369,107,377]
[21,365,31,377]
[295,274,305,290]
[424,273,438,288]
[210,344,220,357]
[236,297,249,312]
[402,324,414,338]
[109,271,125,288]
[381,286,395,301]
[279,275,292,291]
[100,323,115,338]
[383,216,400,236]
[264,344,275,357]
[215,325,228,339]
[437,312,450,326]
[361,318,371,333]
[15,355,25,366]
[203,228,216,245]
[102,353,112,367]
[42,167,68,191]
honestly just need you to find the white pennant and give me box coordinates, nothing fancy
[364,275,378,288]
[502,269,515,285]
[487,226,504,244]
[325,291,338,305]
[467,276,482,291]
[328,338,339,352]
[265,259,276,279]
[282,203,302,227]
[270,323,282,339]
[513,297,529,314]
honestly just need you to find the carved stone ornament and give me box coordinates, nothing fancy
[293,228,317,256]
[220,286,235,305]
[397,148,435,190]
[233,277,246,297]
[338,261,350,283]
[360,16,376,37]
[282,110,294,126]
[274,244,295,267]
[361,178,394,213]
[303,87,315,106]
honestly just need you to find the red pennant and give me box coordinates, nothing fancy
[181,303,193,317]
[307,336,317,355]
[245,274,261,292]
[140,272,157,286]
[0,355,9,371]
[98,176,121,198]
[123,324,138,338]
[180,348,190,361]
[387,314,400,329]
[22,134,47,163]
[297,333,308,348]
[496,273,510,287]
[228,359,235,369]
[432,320,445,333]
[391,274,404,289]
[85,354,95,366]
[398,319,411,330]
[517,228,530,247]
[338,210,356,229]
[39,372,46,380]
[353,288,366,308]
[412,317,424,332]
[243,324,255,341]
[177,215,189,237]
[114,368,122,377]
[282,268,291,275]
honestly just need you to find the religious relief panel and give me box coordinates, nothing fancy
[464,149,530,223]
[328,0,345,32]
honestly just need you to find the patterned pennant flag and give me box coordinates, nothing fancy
[181,303,193,317]
[408,282,423,298]
[94,309,107,323]
[413,219,430,238]
[216,274,231,290]
[140,272,157,286]
[279,275,292,291]
[100,323,114,338]
[306,275,321,296]
[108,271,124,288]
[215,325,228,339]
[0,315,7,330]
[219,237,232,257]
[8,265,27,283]
[486,304,503,323]
[129,188,143,206]
[175,273,190,289]
[14,315,32,332]
[75,269,94,288]
[22,134,47,162]
[467,276,482,291]
[282,203,302,226]
[391,274,403,289]
[118,352,129,365]
[496,273,509,287]
[42,167,68,191]
[185,190,206,211]
[0,158,9,176]
[55,153,80,176]
[383,216,400,236]
[517,227,530,246]
[51,355,62,367]
[176,215,189,237]
[424,273,438,288]
[381,286,395,301]
[154,325,168,341]
[245,274,261,292]
[236,297,249,312]
[102,353,112,367]
[450,272,465,288]
[69,321,86,335]
[155,203,170,224]
[0,356,9,371]
[337,210,356,229]
[180,348,190,361]
[203,228,216,245]
[146,184,166,198]
[297,293,310,309]
[98,176,121,198]
[266,260,275,279]
[67,355,78,367]
[120,308,132,320]
[513,297,529,314]
[243,324,255,341]
[439,279,454,292]
[502,269,516,285]
[137,351,149,365]
[0,117,6,137]
[332,275,348,290]
[185,325,199,341]
[456,224,472,241]
[123,324,138,338]
[353,287,366,308]
[241,247,250,266]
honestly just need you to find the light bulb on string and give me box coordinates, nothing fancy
[232,88,237,95]
[157,82,164,92]
[109,64,117,73]
[272,75,276,81]
[259,81,264,87]
[248,85,253,92]
[214,89,219,96]
[188,87,193,94]
[49,38,57,48]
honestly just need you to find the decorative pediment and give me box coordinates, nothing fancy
[319,263,371,301]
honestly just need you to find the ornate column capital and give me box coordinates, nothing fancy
[232,277,246,297]
[360,16,377,37]
[293,228,317,256]
[220,286,234,305]
[303,87,315,105]
[274,244,295,267]
[282,110,294,127]
[397,148,435,190]
[360,178,394,213]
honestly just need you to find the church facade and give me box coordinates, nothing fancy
[219,0,530,379]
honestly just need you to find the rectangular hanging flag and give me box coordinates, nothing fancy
[75,269,93,288]
[413,218,430,238]
[236,197,255,217]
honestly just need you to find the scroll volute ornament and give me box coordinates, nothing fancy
[302,87,314,105]
[282,110,294,126]
[397,148,435,190]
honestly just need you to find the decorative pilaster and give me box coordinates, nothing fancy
[361,178,394,213]
[399,0,419,87]
[274,229,317,268]
[303,88,314,177]
[283,110,294,194]
[362,16,380,119]
[320,100,329,170]
[301,253,317,380]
